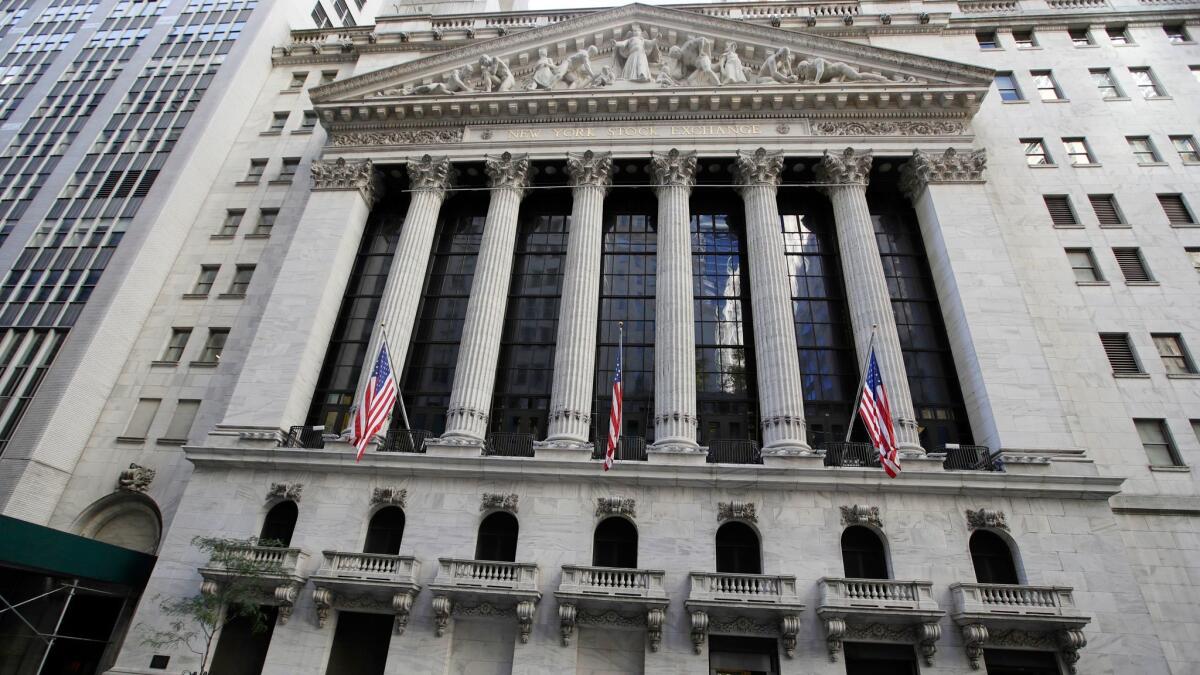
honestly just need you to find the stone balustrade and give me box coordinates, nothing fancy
[428,558,542,643]
[198,544,309,624]
[819,577,940,611]
[433,557,540,591]
[686,571,805,657]
[555,565,671,649]
[558,565,667,599]
[817,577,945,664]
[205,543,307,577]
[688,571,800,605]
[951,582,1080,618]
[316,550,420,583]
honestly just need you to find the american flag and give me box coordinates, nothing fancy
[351,339,397,461]
[859,349,901,478]
[603,325,623,471]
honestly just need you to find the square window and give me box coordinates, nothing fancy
[319,70,338,85]
[1170,135,1200,163]
[1066,248,1102,282]
[311,3,331,28]
[1099,333,1141,373]
[1107,25,1130,44]
[977,31,1000,49]
[1062,137,1096,165]
[1113,247,1153,282]
[301,110,318,128]
[277,158,300,181]
[1088,194,1124,226]
[1164,24,1189,43]
[244,159,267,183]
[192,266,218,295]
[268,111,288,132]
[122,398,160,439]
[1127,136,1161,163]
[289,72,307,88]
[1186,247,1200,274]
[1159,194,1196,225]
[218,209,243,236]
[162,399,200,442]
[1090,69,1123,99]
[1129,67,1164,98]
[255,208,278,236]
[1022,138,1052,165]
[1032,70,1063,100]
[995,72,1022,101]
[1192,65,1200,84]
[1136,419,1181,467]
[1013,29,1036,47]
[161,328,191,362]
[1069,27,1093,46]
[198,328,229,363]
[1153,334,1196,374]
[228,265,254,295]
[1044,195,1078,226]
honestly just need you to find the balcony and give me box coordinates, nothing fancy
[949,583,1090,671]
[706,439,762,465]
[484,432,536,458]
[281,425,325,449]
[942,444,1004,472]
[685,572,805,657]
[197,544,308,624]
[590,435,648,462]
[823,441,881,468]
[816,578,945,665]
[310,552,422,633]
[555,565,670,650]
[378,429,431,454]
[427,558,542,643]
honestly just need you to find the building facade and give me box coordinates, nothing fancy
[0,0,1198,673]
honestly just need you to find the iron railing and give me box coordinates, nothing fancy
[942,444,1004,472]
[823,441,881,467]
[379,429,431,454]
[485,432,536,457]
[706,439,762,465]
[282,425,325,449]
[591,435,648,461]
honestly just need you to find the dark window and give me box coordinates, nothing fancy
[1112,247,1152,282]
[1107,25,1130,44]
[1013,29,1035,47]
[277,158,300,181]
[1099,333,1142,374]
[1128,136,1161,163]
[593,517,638,568]
[476,511,518,562]
[323,612,390,675]
[715,521,761,574]
[1069,27,1093,46]
[845,642,920,675]
[1152,333,1196,375]
[1088,195,1123,226]
[208,606,278,675]
[1164,24,1189,43]
[1137,418,1181,466]
[1043,195,1078,226]
[841,526,888,579]
[198,328,228,362]
[259,501,298,546]
[1159,194,1195,225]
[983,648,1061,675]
[245,159,266,182]
[267,111,288,132]
[311,3,331,28]
[995,72,1022,101]
[708,635,780,675]
[969,530,1019,584]
[976,31,999,49]
[161,328,191,362]
[363,506,405,555]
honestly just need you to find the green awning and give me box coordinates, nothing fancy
[0,516,156,587]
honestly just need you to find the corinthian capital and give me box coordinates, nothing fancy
[566,150,613,190]
[899,148,987,199]
[650,149,698,192]
[406,154,453,193]
[815,147,872,187]
[734,147,785,190]
[310,157,382,204]
[485,152,531,194]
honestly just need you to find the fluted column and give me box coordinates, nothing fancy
[734,148,811,453]
[816,148,922,453]
[357,155,453,400]
[441,152,530,444]
[543,151,612,448]
[649,149,701,453]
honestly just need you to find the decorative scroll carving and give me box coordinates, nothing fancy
[918,622,941,666]
[313,587,333,628]
[646,607,666,652]
[965,508,1008,531]
[267,482,303,502]
[1057,628,1087,675]
[961,622,988,669]
[481,492,519,513]
[576,609,644,628]
[392,591,415,634]
[455,602,513,618]
[824,616,847,662]
[839,504,882,528]
[310,157,381,204]
[566,150,613,190]
[117,463,155,493]
[406,155,453,193]
[331,129,463,147]
[689,609,709,654]
[900,148,987,198]
[432,595,452,637]
[371,486,407,507]
[274,584,298,624]
[813,120,964,137]
[780,615,800,658]
[649,149,698,190]
[596,496,636,518]
[515,600,537,644]
[816,147,872,186]
[718,501,757,523]
[845,622,916,641]
[559,602,577,646]
[484,152,531,194]
[733,148,784,188]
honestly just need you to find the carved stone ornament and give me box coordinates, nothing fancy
[406,154,453,193]
[839,504,882,529]
[432,595,452,637]
[646,607,666,652]
[900,147,987,198]
[559,602,577,646]
[576,608,645,628]
[918,622,941,666]
[484,152,531,194]
[733,147,784,189]
[274,584,299,624]
[689,609,709,654]
[392,590,416,635]
[965,508,1008,531]
[116,463,155,493]
[813,120,964,137]
[481,492,519,513]
[310,157,381,204]
[717,501,757,523]
[596,496,636,519]
[515,599,537,644]
[961,623,988,669]
[816,147,872,186]
[313,587,334,628]
[708,615,776,636]
[780,615,801,659]
[649,148,698,190]
[267,482,303,502]
[331,129,463,147]
[371,486,407,507]
[566,150,613,190]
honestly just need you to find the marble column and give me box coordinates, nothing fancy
[440,152,530,446]
[816,148,922,453]
[356,155,453,401]
[648,149,702,456]
[216,158,380,442]
[541,151,612,450]
[733,148,811,454]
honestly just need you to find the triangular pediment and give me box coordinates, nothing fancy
[311,3,992,129]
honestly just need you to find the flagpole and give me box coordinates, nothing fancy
[379,323,411,432]
[844,324,878,443]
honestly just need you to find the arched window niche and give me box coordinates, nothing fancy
[841,526,890,580]
[259,500,299,547]
[73,492,163,555]
[715,521,762,574]
[475,511,519,562]
[363,506,406,555]
[592,517,638,569]
[969,529,1023,585]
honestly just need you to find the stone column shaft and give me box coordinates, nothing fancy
[441,153,530,443]
[817,148,922,452]
[650,150,700,451]
[544,151,612,447]
[734,149,811,452]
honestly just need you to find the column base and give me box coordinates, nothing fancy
[762,445,826,469]
[532,439,594,461]
[901,452,944,473]
[426,436,486,458]
[647,443,708,466]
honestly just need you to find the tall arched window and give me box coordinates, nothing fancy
[592,517,638,568]
[715,522,761,574]
[475,512,519,562]
[259,501,298,547]
[363,507,406,555]
[841,527,888,579]
[970,530,1020,584]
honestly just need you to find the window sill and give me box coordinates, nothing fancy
[1125,281,1161,286]
[244,233,271,239]
[260,130,283,136]
[1098,223,1132,229]
[1053,224,1085,229]
[1170,41,1196,46]
[1137,162,1168,167]
[1028,164,1057,169]
[235,180,261,186]
[268,179,294,186]
[1016,45,1042,50]
[116,436,146,444]
[1069,163,1102,168]
[189,360,219,368]
[150,360,179,368]
[1166,373,1200,379]
[209,234,235,240]
[280,87,301,94]
[1112,43,1137,47]
[979,47,1004,52]
[1169,223,1199,228]
[1144,96,1173,101]
[1113,372,1150,379]
[1001,100,1029,104]
[182,293,209,299]
[1149,465,1190,473]
[291,129,314,135]
[1073,44,1099,49]
[218,293,246,300]
[1103,97,1131,102]
[156,438,187,446]
[1075,281,1110,286]
[1041,98,1070,103]
[1182,161,1200,167]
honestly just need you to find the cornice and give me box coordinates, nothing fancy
[183,446,1126,501]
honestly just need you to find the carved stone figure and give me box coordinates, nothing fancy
[758,47,797,84]
[477,55,514,92]
[480,492,519,513]
[585,66,616,88]
[611,24,658,83]
[718,501,757,523]
[717,41,748,84]
[557,45,599,89]
[524,47,559,90]
[117,463,155,493]
[659,36,721,87]
[796,56,890,84]
[401,66,474,96]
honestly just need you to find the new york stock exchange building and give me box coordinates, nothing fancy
[14,0,1195,674]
